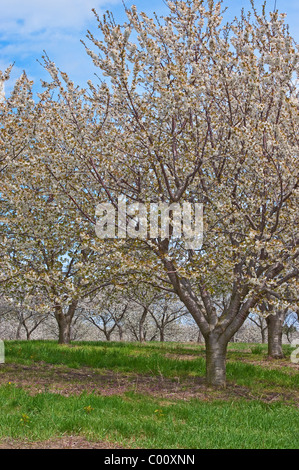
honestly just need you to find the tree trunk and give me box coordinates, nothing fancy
[261,327,267,344]
[266,312,284,359]
[139,307,147,342]
[56,314,72,344]
[117,324,123,341]
[104,331,111,341]
[16,320,22,339]
[159,328,165,342]
[54,300,78,344]
[205,336,228,388]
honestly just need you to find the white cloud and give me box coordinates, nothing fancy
[0,0,122,92]
[0,0,121,35]
[2,0,296,95]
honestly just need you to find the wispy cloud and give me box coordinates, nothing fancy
[0,0,122,93]
[0,0,298,96]
[0,0,121,36]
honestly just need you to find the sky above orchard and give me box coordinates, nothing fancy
[0,0,298,95]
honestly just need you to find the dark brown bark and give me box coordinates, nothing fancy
[266,311,285,359]
[54,300,78,344]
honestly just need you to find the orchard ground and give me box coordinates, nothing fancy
[0,340,298,449]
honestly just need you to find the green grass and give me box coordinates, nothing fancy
[5,339,209,379]
[1,340,298,448]
[4,340,299,390]
[0,384,298,449]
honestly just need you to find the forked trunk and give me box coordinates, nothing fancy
[55,300,78,345]
[104,331,111,341]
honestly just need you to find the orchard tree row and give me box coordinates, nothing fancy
[0,1,298,387]
[1,288,298,346]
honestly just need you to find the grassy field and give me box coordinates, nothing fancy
[0,340,298,449]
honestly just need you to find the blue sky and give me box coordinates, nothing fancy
[1,0,298,95]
